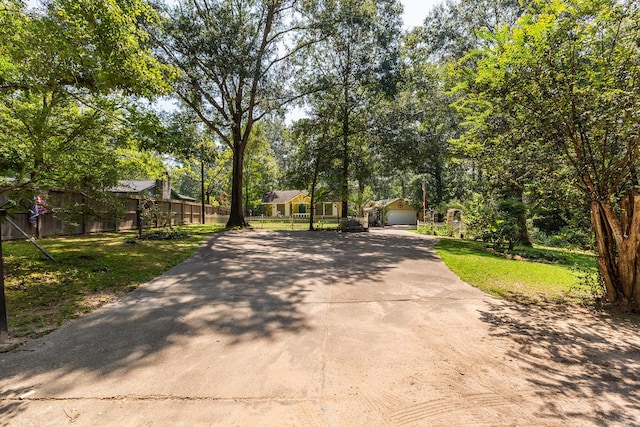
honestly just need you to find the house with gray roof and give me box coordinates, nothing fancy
[111,176,196,202]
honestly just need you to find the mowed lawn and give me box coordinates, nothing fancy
[2,225,224,341]
[434,238,599,304]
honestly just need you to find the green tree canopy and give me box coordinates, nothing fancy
[0,0,172,201]
[296,0,403,218]
[152,0,309,228]
[457,0,640,310]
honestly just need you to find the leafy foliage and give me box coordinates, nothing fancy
[0,0,172,215]
[152,0,308,227]
[294,0,403,216]
[455,0,640,310]
[243,123,280,215]
[419,0,525,61]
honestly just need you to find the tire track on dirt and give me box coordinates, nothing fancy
[291,401,325,427]
[386,398,462,425]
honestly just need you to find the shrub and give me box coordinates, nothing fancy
[570,264,606,307]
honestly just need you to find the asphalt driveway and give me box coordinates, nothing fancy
[1,228,639,426]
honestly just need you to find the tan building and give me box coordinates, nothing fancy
[364,198,417,225]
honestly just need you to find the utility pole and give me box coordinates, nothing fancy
[422,181,427,224]
[201,159,206,225]
[0,210,9,341]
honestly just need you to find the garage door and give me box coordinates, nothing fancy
[386,210,417,225]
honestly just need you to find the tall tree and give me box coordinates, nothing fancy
[115,148,168,181]
[130,106,220,212]
[404,0,529,239]
[0,0,171,95]
[458,0,640,310]
[298,0,403,220]
[0,0,172,338]
[0,91,131,197]
[419,0,525,61]
[286,114,342,229]
[372,57,460,207]
[152,0,307,228]
[0,0,172,198]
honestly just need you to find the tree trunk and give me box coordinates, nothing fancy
[309,180,317,232]
[0,213,9,340]
[516,207,532,247]
[591,198,640,311]
[308,155,320,231]
[341,44,351,223]
[341,155,348,220]
[357,179,365,216]
[510,187,532,247]
[433,161,444,205]
[201,160,206,225]
[341,103,349,221]
[226,142,248,228]
[244,170,250,217]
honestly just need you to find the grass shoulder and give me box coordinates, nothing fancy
[2,224,224,349]
[434,237,599,305]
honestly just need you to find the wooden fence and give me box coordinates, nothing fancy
[0,190,228,241]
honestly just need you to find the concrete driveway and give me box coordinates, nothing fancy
[1,228,639,426]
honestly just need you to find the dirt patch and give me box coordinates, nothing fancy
[476,302,640,425]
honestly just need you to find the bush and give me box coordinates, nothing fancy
[138,197,175,232]
[138,228,191,240]
[512,246,568,263]
[570,264,606,307]
[417,223,449,236]
[462,193,497,239]
[532,225,593,250]
[471,197,524,250]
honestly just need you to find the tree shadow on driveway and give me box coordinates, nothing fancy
[0,229,439,418]
[478,301,640,425]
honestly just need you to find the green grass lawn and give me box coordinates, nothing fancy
[434,238,599,304]
[2,224,224,340]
